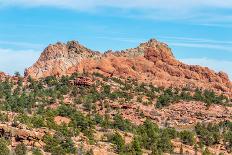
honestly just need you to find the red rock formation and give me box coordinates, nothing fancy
[25,39,232,96]
[69,76,93,86]
[25,41,101,78]
[54,116,71,125]
[0,72,7,80]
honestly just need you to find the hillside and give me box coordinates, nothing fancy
[0,73,231,154]
[25,39,232,97]
[0,39,231,155]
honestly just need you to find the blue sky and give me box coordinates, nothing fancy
[0,0,231,79]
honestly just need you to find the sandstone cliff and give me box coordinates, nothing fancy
[25,39,232,96]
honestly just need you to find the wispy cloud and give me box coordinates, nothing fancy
[169,42,232,53]
[158,36,232,53]
[159,36,232,45]
[181,58,232,80]
[0,48,40,75]
[2,0,232,10]
[0,40,44,50]
[1,0,232,23]
[95,36,143,44]
[93,35,232,53]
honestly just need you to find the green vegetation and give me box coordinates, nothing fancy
[113,114,134,132]
[0,72,230,154]
[43,134,76,155]
[32,148,43,155]
[0,138,10,155]
[179,130,195,146]
[15,143,27,155]
[194,121,232,153]
[195,123,221,146]
[108,132,125,153]
[156,88,229,108]
[136,120,174,154]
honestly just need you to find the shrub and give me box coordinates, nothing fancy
[32,148,42,155]
[224,131,232,152]
[179,130,195,146]
[109,132,125,153]
[156,93,172,108]
[0,113,8,122]
[0,138,10,155]
[131,136,142,155]
[15,143,27,155]
[57,104,75,117]
[31,115,45,128]
[113,114,133,132]
[195,123,220,146]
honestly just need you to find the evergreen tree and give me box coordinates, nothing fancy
[109,132,125,153]
[131,136,142,155]
[179,130,195,146]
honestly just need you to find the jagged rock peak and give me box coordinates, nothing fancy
[38,40,97,62]
[0,72,6,78]
[0,72,10,81]
[24,40,100,78]
[142,39,175,63]
[103,38,173,58]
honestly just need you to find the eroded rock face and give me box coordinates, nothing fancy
[25,41,100,78]
[25,39,232,96]
[0,72,8,81]
[0,123,51,148]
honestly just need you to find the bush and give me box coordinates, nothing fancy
[137,119,159,149]
[15,143,27,155]
[202,148,212,155]
[113,114,133,132]
[0,113,8,122]
[43,134,76,155]
[31,115,45,128]
[0,138,10,155]
[157,135,173,153]
[224,131,232,152]
[195,123,220,146]
[32,148,42,155]
[179,130,195,146]
[57,104,75,117]
[131,136,142,155]
[156,93,172,108]
[109,132,125,153]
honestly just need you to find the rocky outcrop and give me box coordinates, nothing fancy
[0,72,9,81]
[0,123,52,148]
[25,41,101,78]
[54,116,71,125]
[25,39,232,96]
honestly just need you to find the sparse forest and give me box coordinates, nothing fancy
[0,72,231,154]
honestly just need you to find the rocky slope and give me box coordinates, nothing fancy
[25,39,232,96]
[0,71,10,81]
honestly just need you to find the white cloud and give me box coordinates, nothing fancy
[169,42,232,53]
[2,0,232,10]
[181,58,232,80]
[0,48,40,75]
[157,36,232,53]
[1,0,232,23]
[159,36,232,45]
[0,40,44,50]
